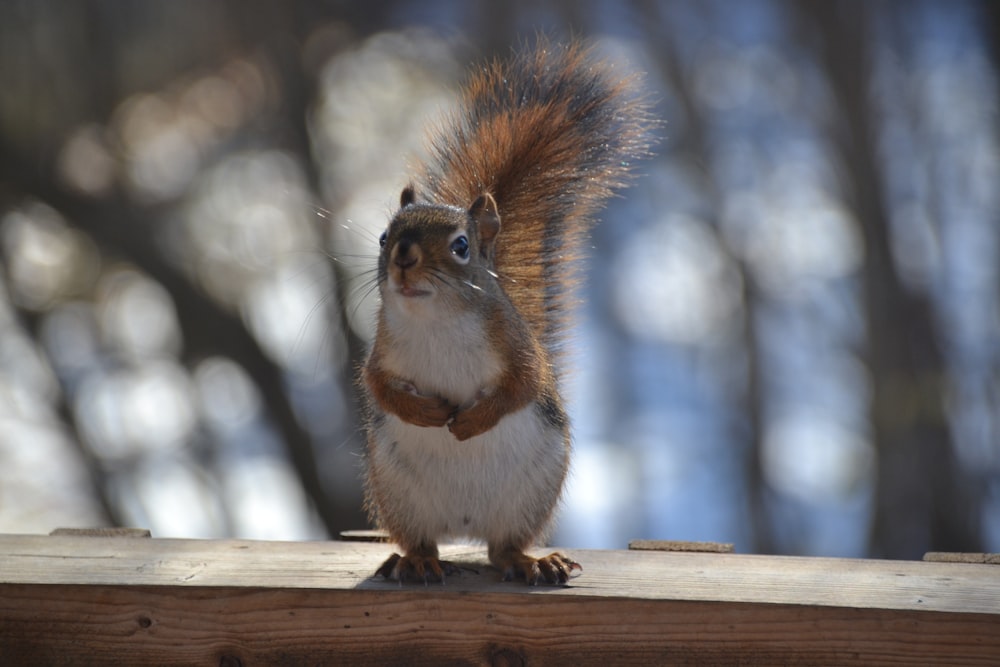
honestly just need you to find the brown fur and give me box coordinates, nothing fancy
[415,38,654,365]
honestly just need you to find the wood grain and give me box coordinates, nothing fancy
[1,534,998,665]
[629,539,735,553]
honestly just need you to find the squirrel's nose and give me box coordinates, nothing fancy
[394,239,419,269]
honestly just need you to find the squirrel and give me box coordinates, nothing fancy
[361,38,653,584]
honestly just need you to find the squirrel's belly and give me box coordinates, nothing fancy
[368,402,569,546]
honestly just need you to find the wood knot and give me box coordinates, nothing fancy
[490,647,526,667]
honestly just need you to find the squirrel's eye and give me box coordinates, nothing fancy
[378,230,387,248]
[450,235,470,260]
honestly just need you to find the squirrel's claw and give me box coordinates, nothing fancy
[374,551,463,584]
[494,550,581,586]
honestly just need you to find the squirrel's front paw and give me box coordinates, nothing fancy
[447,408,496,441]
[448,414,481,441]
[375,551,463,584]
[405,394,457,429]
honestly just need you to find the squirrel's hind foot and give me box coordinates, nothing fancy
[491,548,581,586]
[374,551,463,584]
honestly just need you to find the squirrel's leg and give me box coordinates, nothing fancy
[374,542,462,584]
[488,542,581,586]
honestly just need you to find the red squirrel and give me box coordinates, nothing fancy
[361,39,653,584]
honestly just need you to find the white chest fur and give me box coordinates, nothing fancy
[381,298,503,404]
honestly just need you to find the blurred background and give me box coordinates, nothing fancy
[0,0,997,560]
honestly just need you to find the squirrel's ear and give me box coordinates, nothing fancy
[470,193,500,252]
[400,186,416,208]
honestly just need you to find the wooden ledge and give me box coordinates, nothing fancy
[1,534,998,665]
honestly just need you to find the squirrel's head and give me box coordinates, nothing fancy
[376,186,501,309]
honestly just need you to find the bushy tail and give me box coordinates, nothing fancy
[416,38,655,363]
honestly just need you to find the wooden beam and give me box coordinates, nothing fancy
[1,534,997,665]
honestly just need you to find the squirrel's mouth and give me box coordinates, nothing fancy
[398,285,431,298]
[388,268,432,298]
[392,279,432,298]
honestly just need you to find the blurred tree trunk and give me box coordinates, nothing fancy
[799,0,982,558]
[0,1,384,538]
[637,2,775,554]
